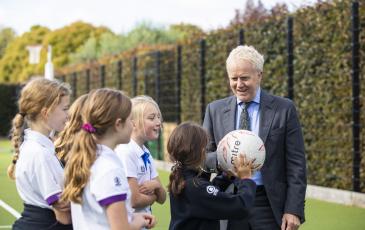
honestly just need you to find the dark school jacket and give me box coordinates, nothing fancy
[169,169,256,230]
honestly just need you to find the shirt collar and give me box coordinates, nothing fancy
[236,87,261,105]
[97,144,116,157]
[129,139,150,157]
[24,129,54,150]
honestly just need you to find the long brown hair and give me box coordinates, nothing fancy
[167,122,209,196]
[54,94,88,165]
[62,88,131,204]
[7,77,71,179]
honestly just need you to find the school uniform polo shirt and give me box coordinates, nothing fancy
[115,139,158,214]
[71,144,133,230]
[15,129,64,209]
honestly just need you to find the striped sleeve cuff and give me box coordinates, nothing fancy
[98,194,127,207]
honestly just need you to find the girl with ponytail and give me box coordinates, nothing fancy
[54,93,88,165]
[8,77,72,229]
[62,88,155,230]
[167,122,257,230]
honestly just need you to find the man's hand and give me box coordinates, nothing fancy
[281,213,300,230]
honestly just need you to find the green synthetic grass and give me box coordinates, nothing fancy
[0,139,23,226]
[301,199,365,230]
[1,139,364,229]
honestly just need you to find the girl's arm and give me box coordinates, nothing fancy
[153,177,166,204]
[139,177,166,204]
[184,177,257,220]
[106,201,149,230]
[53,200,71,224]
[128,178,157,208]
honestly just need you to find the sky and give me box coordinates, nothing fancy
[0,0,317,35]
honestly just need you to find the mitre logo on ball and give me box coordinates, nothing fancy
[217,130,266,172]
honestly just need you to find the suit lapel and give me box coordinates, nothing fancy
[222,96,236,138]
[259,91,276,143]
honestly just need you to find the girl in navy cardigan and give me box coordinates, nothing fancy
[167,122,257,230]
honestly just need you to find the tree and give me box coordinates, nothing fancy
[69,22,206,64]
[169,23,205,41]
[230,0,269,26]
[40,21,110,68]
[0,21,109,83]
[0,27,16,59]
[0,25,50,82]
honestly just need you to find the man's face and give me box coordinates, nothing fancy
[227,60,262,102]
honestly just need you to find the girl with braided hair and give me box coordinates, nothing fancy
[8,77,72,229]
[168,122,257,230]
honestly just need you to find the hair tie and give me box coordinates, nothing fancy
[171,161,182,171]
[19,112,26,117]
[12,159,17,165]
[82,123,96,133]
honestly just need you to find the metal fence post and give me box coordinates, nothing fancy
[144,64,148,95]
[100,65,105,88]
[176,45,182,124]
[72,72,77,100]
[85,69,90,93]
[117,60,123,90]
[155,51,161,160]
[351,1,361,192]
[200,39,206,123]
[238,28,245,46]
[287,17,294,100]
[132,57,137,97]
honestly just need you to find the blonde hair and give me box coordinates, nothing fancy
[54,94,88,165]
[226,45,264,72]
[7,77,71,180]
[62,88,131,204]
[131,95,162,131]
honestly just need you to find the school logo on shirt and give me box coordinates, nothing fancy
[114,177,122,186]
[137,165,147,177]
[206,185,219,196]
[140,166,146,173]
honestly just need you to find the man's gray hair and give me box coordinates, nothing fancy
[226,45,264,72]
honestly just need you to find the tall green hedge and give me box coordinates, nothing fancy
[293,1,365,191]
[57,0,364,192]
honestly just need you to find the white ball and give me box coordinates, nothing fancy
[217,130,266,172]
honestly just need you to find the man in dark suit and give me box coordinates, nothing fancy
[203,45,306,230]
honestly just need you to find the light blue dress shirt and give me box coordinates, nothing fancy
[235,88,263,185]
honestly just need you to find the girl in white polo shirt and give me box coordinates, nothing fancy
[7,77,72,229]
[115,95,166,216]
[62,89,155,230]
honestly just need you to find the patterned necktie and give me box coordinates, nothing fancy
[239,102,251,130]
[141,152,151,170]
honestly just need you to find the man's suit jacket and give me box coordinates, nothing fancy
[203,90,306,225]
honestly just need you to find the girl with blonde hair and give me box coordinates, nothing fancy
[62,89,155,230]
[8,77,72,229]
[115,95,166,219]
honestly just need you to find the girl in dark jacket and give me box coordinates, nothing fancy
[167,122,256,230]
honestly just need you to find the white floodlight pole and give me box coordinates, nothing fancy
[44,45,54,80]
[26,45,42,64]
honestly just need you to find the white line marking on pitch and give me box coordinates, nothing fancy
[0,226,12,229]
[0,199,20,219]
